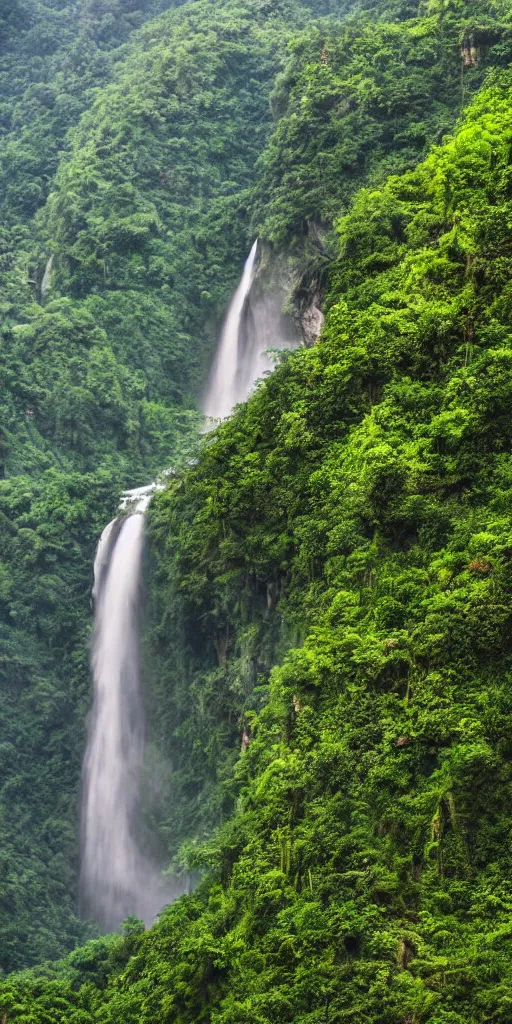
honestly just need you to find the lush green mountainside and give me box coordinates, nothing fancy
[4,73,512,1022]
[1,0,512,999]
[0,0,371,974]
[0,0,321,972]
[253,0,512,245]
[0,0,181,224]
[140,0,512,869]
[2,0,337,484]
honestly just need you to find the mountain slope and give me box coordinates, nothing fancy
[1,0,512,990]
[3,69,512,1023]
[141,0,512,870]
[0,0,319,973]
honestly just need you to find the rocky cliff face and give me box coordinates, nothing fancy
[250,239,327,353]
[299,294,325,345]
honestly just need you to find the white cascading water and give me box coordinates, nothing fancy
[203,239,259,420]
[80,485,172,930]
[41,254,54,299]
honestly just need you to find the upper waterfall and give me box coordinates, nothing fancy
[202,239,259,421]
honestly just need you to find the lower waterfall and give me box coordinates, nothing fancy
[80,487,177,930]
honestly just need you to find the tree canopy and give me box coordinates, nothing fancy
[2,1,512,1020]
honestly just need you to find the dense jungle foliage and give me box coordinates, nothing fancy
[0,0,326,972]
[2,0,512,1019]
[143,0,512,869]
[5,64,512,1024]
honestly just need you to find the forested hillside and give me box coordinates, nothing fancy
[0,0,320,971]
[5,56,512,1024]
[2,0,512,1019]
[142,0,512,868]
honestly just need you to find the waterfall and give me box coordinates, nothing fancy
[80,484,173,930]
[80,242,298,929]
[203,239,259,421]
[202,239,299,423]
[41,255,53,299]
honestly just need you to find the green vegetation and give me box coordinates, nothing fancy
[142,0,512,869]
[4,65,512,1022]
[2,0,512,1018]
[0,468,119,970]
[253,0,512,246]
[0,0,321,972]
